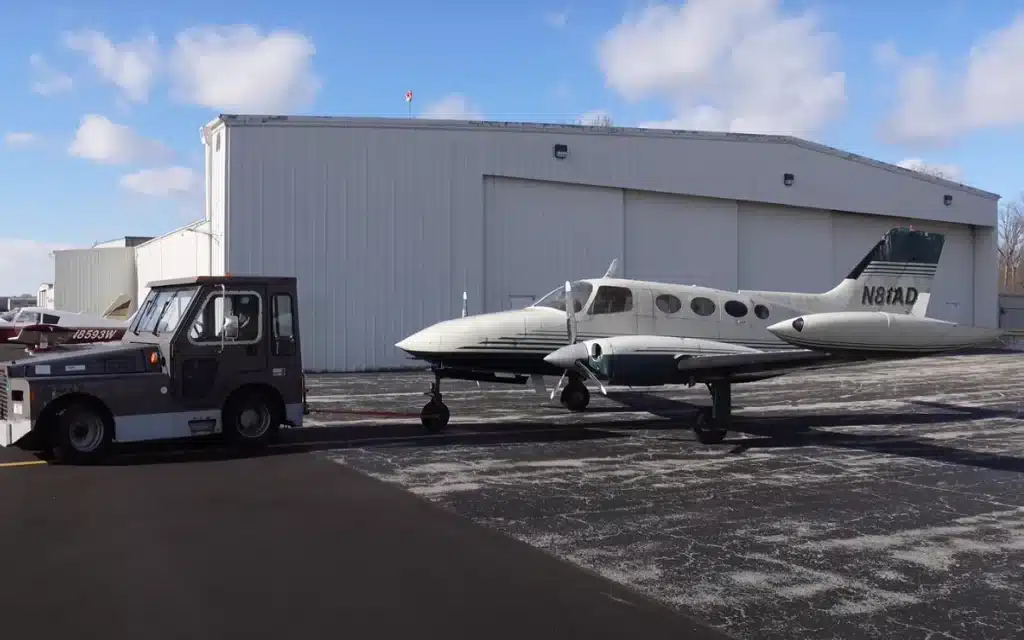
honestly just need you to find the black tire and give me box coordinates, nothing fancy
[421,400,450,433]
[693,408,728,445]
[560,382,590,412]
[223,389,280,447]
[51,402,112,465]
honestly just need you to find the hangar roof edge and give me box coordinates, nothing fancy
[203,114,1001,202]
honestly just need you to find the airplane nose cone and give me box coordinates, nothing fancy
[544,342,589,369]
[395,327,436,354]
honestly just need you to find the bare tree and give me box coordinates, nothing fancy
[577,112,613,127]
[998,195,1024,293]
[897,158,960,182]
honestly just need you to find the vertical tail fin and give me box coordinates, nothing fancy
[102,293,133,320]
[829,227,945,316]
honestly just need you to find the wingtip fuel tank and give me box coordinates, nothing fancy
[767,311,1003,354]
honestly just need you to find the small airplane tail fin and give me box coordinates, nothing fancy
[102,294,133,320]
[824,227,945,316]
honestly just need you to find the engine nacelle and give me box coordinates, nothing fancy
[545,335,757,386]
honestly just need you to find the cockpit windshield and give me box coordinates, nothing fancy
[532,281,594,313]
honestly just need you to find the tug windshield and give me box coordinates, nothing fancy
[533,281,593,313]
[132,286,200,336]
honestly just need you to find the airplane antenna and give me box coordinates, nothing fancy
[603,258,621,278]
[461,291,468,318]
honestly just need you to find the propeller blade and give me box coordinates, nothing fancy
[564,280,578,345]
[550,370,567,400]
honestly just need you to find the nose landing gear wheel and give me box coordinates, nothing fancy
[560,380,590,412]
[421,399,450,433]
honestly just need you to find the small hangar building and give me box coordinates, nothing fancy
[126,114,1000,372]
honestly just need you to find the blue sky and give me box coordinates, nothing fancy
[1,0,1023,295]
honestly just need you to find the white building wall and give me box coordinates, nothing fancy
[211,116,1001,371]
[484,177,624,311]
[134,220,212,303]
[625,191,739,290]
[36,284,54,309]
[54,247,137,315]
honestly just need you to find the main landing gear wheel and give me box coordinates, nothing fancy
[560,379,590,412]
[421,376,450,433]
[692,382,732,445]
[693,408,728,445]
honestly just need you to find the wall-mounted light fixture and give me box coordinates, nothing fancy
[783,172,794,187]
[553,143,568,160]
[944,194,953,206]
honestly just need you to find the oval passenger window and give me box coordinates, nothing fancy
[690,297,716,316]
[724,300,748,318]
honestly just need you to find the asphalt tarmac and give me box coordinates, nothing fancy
[313,351,1024,640]
[0,448,726,640]
[3,350,1024,639]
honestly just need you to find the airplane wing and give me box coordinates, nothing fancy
[671,348,873,383]
[542,308,999,389]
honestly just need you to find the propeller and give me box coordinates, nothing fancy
[550,280,581,400]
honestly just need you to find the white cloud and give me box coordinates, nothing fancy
[896,158,963,182]
[544,10,569,28]
[0,238,75,296]
[120,166,200,199]
[169,26,320,112]
[577,109,613,126]
[420,94,483,120]
[597,0,846,137]
[880,13,1024,144]
[63,29,160,103]
[4,132,36,148]
[68,114,170,165]
[29,53,72,96]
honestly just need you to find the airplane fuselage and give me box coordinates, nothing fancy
[395,277,806,380]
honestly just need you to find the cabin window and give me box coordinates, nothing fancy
[17,311,40,324]
[724,300,748,318]
[655,294,682,314]
[589,286,633,314]
[189,291,262,344]
[41,313,60,325]
[754,304,770,320]
[690,297,716,317]
[273,294,295,340]
[533,281,593,313]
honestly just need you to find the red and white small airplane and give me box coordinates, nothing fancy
[0,294,135,354]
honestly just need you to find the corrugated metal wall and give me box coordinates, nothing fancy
[134,220,212,303]
[54,247,137,316]
[217,119,1000,372]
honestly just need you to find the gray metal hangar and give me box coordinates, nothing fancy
[133,114,1000,372]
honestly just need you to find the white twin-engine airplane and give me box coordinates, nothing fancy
[395,227,1005,444]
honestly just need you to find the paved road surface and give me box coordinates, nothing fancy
[312,352,1024,640]
[4,350,1024,639]
[0,448,729,640]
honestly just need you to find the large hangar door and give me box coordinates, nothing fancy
[624,191,739,290]
[831,214,975,324]
[483,177,624,312]
[737,204,834,293]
